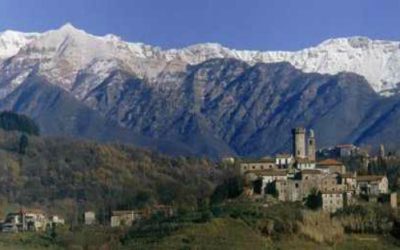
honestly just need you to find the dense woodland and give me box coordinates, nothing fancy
[0,112,239,226]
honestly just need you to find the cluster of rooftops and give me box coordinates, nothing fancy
[238,127,390,212]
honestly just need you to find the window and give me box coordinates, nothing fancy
[295,183,299,188]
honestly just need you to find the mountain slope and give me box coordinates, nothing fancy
[81,58,384,156]
[0,24,400,157]
[0,74,203,157]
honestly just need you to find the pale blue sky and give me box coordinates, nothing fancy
[0,0,399,50]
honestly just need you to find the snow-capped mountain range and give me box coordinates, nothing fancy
[1,23,400,97]
[3,23,400,158]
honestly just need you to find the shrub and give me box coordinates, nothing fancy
[334,204,395,234]
[298,210,344,245]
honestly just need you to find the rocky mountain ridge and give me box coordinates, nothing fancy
[1,24,400,157]
[2,24,400,94]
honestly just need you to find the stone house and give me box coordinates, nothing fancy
[248,170,288,195]
[319,173,345,193]
[356,175,389,196]
[240,158,278,175]
[2,209,47,233]
[322,191,344,213]
[335,144,357,157]
[275,154,294,169]
[301,169,324,181]
[84,211,96,225]
[342,172,357,191]
[295,158,316,170]
[49,215,65,225]
[275,179,303,202]
[111,210,142,227]
[317,159,346,174]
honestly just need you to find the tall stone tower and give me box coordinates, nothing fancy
[292,128,306,159]
[307,129,316,161]
[379,144,385,158]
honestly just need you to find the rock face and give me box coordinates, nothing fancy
[1,24,400,157]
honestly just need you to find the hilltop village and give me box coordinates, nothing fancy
[240,128,392,213]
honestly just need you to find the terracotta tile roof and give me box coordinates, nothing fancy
[317,159,343,166]
[356,175,385,182]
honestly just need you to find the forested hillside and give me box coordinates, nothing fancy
[0,125,230,224]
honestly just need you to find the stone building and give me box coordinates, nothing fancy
[292,127,317,170]
[307,129,316,161]
[295,158,316,170]
[293,128,307,159]
[111,210,142,227]
[319,173,344,192]
[275,154,294,169]
[2,209,47,233]
[275,179,303,202]
[356,175,389,196]
[301,169,324,181]
[391,192,397,209]
[322,191,344,213]
[317,159,346,174]
[84,211,96,225]
[379,144,386,158]
[240,158,278,175]
[342,172,357,191]
[49,215,65,225]
[335,144,357,157]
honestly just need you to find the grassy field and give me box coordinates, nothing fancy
[123,218,269,249]
[0,232,61,250]
[272,234,400,250]
[0,219,399,249]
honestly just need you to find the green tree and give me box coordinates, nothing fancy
[305,188,322,210]
[210,176,243,204]
[0,111,40,135]
[19,134,29,154]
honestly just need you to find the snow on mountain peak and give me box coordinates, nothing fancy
[1,24,400,95]
[59,22,79,31]
[0,30,40,59]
